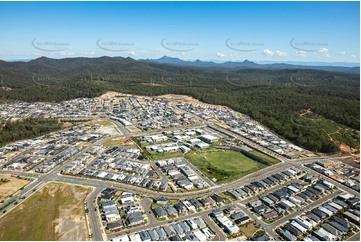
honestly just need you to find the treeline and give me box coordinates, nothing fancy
[0,118,61,147]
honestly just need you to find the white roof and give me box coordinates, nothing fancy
[201,134,218,140]
[112,235,130,242]
[129,233,141,241]
[193,230,207,241]
[319,206,333,216]
[291,221,307,232]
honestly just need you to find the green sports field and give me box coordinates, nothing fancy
[185,150,269,184]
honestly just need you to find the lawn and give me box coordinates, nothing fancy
[239,223,260,238]
[149,150,185,160]
[0,182,92,241]
[185,150,268,184]
[249,150,280,165]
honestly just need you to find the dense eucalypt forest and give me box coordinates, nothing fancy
[0,118,62,147]
[0,57,359,154]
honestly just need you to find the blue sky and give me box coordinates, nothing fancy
[0,1,359,63]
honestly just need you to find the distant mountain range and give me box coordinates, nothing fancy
[142,56,360,73]
[1,56,359,73]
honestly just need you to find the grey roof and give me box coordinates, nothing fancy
[333,199,348,208]
[164,225,176,237]
[107,221,123,230]
[193,217,207,228]
[333,216,351,229]
[306,212,321,223]
[263,178,274,185]
[312,231,329,241]
[323,204,338,214]
[328,221,349,233]
[280,229,297,241]
[179,221,191,232]
[189,198,202,208]
[153,206,167,217]
[230,212,245,220]
[172,223,184,234]
[312,209,327,219]
[267,194,279,202]
[139,231,151,241]
[321,223,342,236]
[175,202,187,212]
[251,234,270,241]
[165,205,178,215]
[155,196,169,203]
[155,227,167,239]
[268,176,279,183]
[199,197,210,206]
[126,211,144,225]
[148,229,159,241]
[298,192,310,201]
[284,223,302,237]
[241,186,252,194]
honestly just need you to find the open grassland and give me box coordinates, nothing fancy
[185,150,268,184]
[0,182,92,241]
[249,150,280,164]
[102,137,135,147]
[0,174,30,201]
[149,150,185,160]
[92,120,114,126]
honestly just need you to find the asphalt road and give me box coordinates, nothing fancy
[201,213,227,241]
[87,187,106,241]
[140,197,157,225]
[348,232,360,241]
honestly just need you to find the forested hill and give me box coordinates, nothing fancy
[0,56,359,154]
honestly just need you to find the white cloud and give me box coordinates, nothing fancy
[126,50,136,56]
[350,54,358,58]
[262,49,273,56]
[60,51,74,56]
[317,48,331,58]
[295,50,306,57]
[318,47,329,54]
[216,52,227,58]
[275,50,288,57]
[339,51,347,55]
[82,51,96,56]
[228,53,239,58]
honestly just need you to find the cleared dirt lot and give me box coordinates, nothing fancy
[0,174,30,201]
[0,182,92,241]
